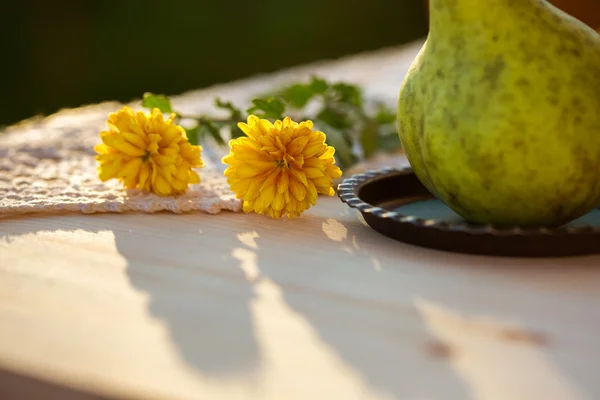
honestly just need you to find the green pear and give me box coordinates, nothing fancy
[397,0,600,228]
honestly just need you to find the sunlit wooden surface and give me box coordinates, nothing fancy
[2,38,600,400]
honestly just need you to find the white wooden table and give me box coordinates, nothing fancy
[1,39,600,400]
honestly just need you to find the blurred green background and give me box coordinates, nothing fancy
[1,0,428,126]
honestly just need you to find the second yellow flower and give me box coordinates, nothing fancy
[223,115,343,219]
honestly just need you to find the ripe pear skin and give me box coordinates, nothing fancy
[397,0,600,228]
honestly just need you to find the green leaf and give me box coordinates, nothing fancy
[247,97,286,120]
[316,106,351,130]
[215,98,243,121]
[185,125,200,145]
[360,119,379,159]
[141,92,173,114]
[331,83,363,108]
[377,133,402,153]
[201,120,226,146]
[374,106,397,125]
[309,76,329,94]
[280,76,329,108]
[282,84,315,108]
[323,127,356,169]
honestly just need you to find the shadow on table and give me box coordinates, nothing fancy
[197,212,600,400]
[115,218,262,378]
[115,209,600,399]
[3,209,600,399]
[106,212,474,399]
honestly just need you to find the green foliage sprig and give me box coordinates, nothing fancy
[141,76,401,169]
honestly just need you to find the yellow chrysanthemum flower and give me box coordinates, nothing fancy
[95,106,203,196]
[222,115,342,219]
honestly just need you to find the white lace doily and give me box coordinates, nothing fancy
[0,103,242,218]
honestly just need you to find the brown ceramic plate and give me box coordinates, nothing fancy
[338,167,600,257]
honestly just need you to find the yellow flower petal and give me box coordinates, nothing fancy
[287,135,310,155]
[259,184,275,207]
[107,107,135,133]
[236,165,264,178]
[304,167,325,179]
[94,143,113,155]
[172,178,187,191]
[247,115,260,125]
[277,172,289,194]
[307,180,318,205]
[150,159,159,184]
[98,159,123,181]
[147,141,159,154]
[246,178,262,200]
[154,155,174,167]
[122,132,147,150]
[272,193,285,211]
[303,141,326,158]
[326,164,343,179]
[319,146,335,160]
[96,153,118,163]
[303,157,326,170]
[139,162,151,188]
[189,170,200,184]
[231,178,252,197]
[258,135,276,149]
[313,176,333,187]
[222,154,236,165]
[237,122,253,136]
[162,125,182,146]
[249,160,278,170]
[154,176,172,196]
[260,169,280,191]
[102,134,146,157]
[175,164,189,181]
[222,115,342,218]
[96,105,203,196]
[257,118,274,135]
[289,178,307,201]
[117,157,143,180]
[253,194,265,213]
[161,147,179,159]
[158,165,174,182]
[289,167,308,187]
[235,137,263,152]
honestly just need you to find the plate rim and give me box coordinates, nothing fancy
[337,166,600,237]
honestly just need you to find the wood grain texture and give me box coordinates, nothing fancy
[2,194,600,400]
[2,39,600,400]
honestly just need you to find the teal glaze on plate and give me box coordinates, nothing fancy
[338,168,600,256]
[394,200,600,227]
